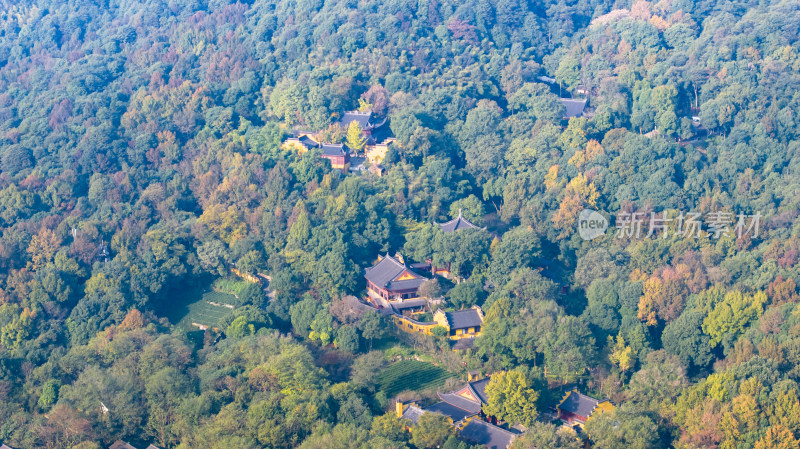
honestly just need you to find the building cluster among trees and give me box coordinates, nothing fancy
[0,0,799,448]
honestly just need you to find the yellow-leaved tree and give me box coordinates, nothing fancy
[552,173,599,236]
[345,120,367,153]
[483,368,539,427]
[609,334,635,372]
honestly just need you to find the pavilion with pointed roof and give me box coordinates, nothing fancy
[364,254,426,301]
[438,209,480,233]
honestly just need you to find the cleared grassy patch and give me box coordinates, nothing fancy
[376,360,453,397]
[212,277,252,301]
[177,291,238,330]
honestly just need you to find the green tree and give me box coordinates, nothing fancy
[584,409,664,449]
[336,324,360,353]
[555,54,581,93]
[754,425,800,449]
[483,369,539,426]
[448,280,486,310]
[38,379,60,410]
[489,227,541,285]
[291,296,321,337]
[411,412,452,448]
[227,315,256,339]
[661,309,714,370]
[370,412,409,442]
[358,310,384,350]
[510,421,582,449]
[351,351,387,392]
[449,196,485,225]
[702,290,767,348]
[608,334,635,372]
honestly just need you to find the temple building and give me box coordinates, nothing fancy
[366,138,395,165]
[364,254,426,302]
[459,418,517,449]
[395,373,517,449]
[280,136,350,172]
[560,98,588,119]
[433,306,484,340]
[338,110,389,145]
[281,134,320,154]
[556,389,614,427]
[320,143,350,171]
[430,376,490,421]
[432,210,485,277]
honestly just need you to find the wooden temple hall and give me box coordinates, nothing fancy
[364,254,426,302]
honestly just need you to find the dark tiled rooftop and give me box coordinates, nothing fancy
[470,378,490,404]
[439,210,479,233]
[321,143,347,156]
[459,419,516,449]
[339,111,374,130]
[390,298,428,311]
[446,309,483,329]
[364,255,424,291]
[401,404,426,424]
[109,442,138,449]
[560,98,587,118]
[427,401,477,422]
[438,392,482,414]
[559,391,601,418]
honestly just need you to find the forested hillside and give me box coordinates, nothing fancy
[1,0,800,447]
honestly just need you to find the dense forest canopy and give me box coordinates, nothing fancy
[1,0,800,447]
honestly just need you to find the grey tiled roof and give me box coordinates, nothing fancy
[298,135,319,148]
[364,255,424,291]
[365,255,404,287]
[446,309,483,329]
[558,391,601,418]
[438,392,482,414]
[321,143,347,156]
[426,401,477,422]
[438,210,479,233]
[339,111,374,130]
[109,442,138,449]
[390,298,428,312]
[459,419,516,449]
[470,378,490,404]
[401,404,426,424]
[389,278,425,290]
[560,98,587,118]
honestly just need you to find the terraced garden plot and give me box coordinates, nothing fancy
[376,360,453,397]
[177,291,238,330]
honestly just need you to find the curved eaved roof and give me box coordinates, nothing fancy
[364,254,425,291]
[438,209,479,233]
[558,390,603,418]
